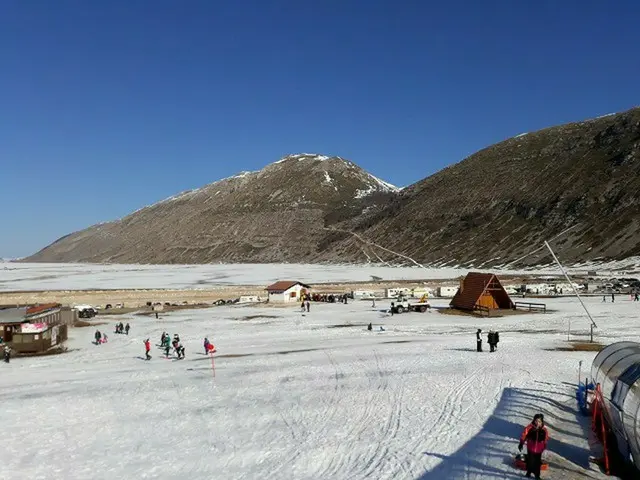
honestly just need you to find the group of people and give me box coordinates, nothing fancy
[114,322,130,335]
[94,330,108,345]
[159,332,185,359]
[476,329,500,352]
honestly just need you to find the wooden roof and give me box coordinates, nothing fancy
[265,281,311,292]
[450,272,513,311]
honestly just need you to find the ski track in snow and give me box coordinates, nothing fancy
[0,296,630,479]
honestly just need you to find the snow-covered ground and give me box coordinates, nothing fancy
[2,296,636,479]
[0,262,568,292]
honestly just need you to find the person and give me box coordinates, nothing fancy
[102,333,108,344]
[476,329,483,352]
[155,312,159,319]
[305,300,310,312]
[390,302,395,315]
[3,345,11,363]
[144,339,151,360]
[488,331,496,352]
[518,413,549,479]
[95,330,102,345]
[367,322,372,331]
[204,337,211,355]
[494,331,500,351]
[125,323,130,335]
[301,300,306,312]
[612,292,615,303]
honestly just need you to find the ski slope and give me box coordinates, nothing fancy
[2,297,636,479]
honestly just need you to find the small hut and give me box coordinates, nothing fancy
[450,272,514,312]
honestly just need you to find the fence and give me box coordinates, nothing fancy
[514,301,547,313]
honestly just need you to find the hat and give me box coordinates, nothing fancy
[533,413,544,422]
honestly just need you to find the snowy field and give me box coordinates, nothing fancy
[0,262,567,291]
[2,296,638,479]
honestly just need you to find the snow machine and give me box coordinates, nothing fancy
[514,453,549,471]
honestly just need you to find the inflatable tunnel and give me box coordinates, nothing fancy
[591,341,640,468]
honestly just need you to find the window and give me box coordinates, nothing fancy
[34,335,39,340]
[612,364,640,409]
[12,335,22,344]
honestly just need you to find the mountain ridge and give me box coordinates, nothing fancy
[23,107,640,267]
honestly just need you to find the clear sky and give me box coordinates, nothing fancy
[1,0,638,258]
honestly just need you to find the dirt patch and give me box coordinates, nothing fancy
[548,342,605,352]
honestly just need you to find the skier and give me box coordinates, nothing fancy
[102,333,108,344]
[176,343,185,359]
[476,329,483,352]
[95,330,102,345]
[494,331,500,351]
[155,312,159,319]
[3,345,11,363]
[612,293,615,303]
[204,337,211,355]
[305,300,310,313]
[115,323,120,334]
[390,302,395,316]
[144,339,151,360]
[518,413,549,479]
[125,323,130,335]
[367,322,372,331]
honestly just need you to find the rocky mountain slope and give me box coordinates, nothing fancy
[317,107,640,268]
[24,107,640,268]
[25,154,398,264]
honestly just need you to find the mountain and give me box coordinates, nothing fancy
[24,154,399,264]
[23,107,640,268]
[316,107,640,268]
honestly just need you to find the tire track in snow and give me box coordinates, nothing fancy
[421,365,486,453]
[264,351,353,480]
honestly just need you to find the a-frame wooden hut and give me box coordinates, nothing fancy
[450,272,514,312]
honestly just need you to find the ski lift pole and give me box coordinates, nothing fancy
[544,241,598,332]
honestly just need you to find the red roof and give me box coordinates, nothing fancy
[450,273,513,311]
[265,281,311,292]
[26,303,61,316]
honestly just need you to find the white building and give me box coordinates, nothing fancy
[437,286,459,298]
[385,287,412,298]
[265,281,311,303]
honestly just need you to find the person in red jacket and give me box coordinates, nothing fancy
[144,338,151,360]
[518,413,549,479]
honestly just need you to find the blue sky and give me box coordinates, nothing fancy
[1,0,638,258]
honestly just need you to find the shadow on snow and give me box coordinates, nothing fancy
[417,385,599,480]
